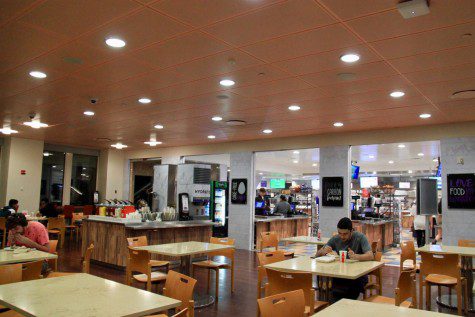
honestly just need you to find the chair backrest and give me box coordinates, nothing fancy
[371,240,379,254]
[72,212,84,222]
[257,251,286,266]
[208,237,235,259]
[164,270,197,313]
[22,260,43,281]
[0,263,22,284]
[83,243,94,273]
[400,240,416,271]
[260,232,278,251]
[458,239,475,247]
[265,268,315,310]
[395,270,417,307]
[126,236,148,247]
[0,217,6,230]
[47,217,65,230]
[49,240,58,254]
[82,205,94,216]
[127,247,150,275]
[62,205,75,219]
[258,289,306,317]
[420,252,461,279]
[374,251,382,262]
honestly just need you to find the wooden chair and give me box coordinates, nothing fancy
[363,251,383,299]
[65,212,83,241]
[22,261,43,281]
[258,289,306,317]
[458,239,475,247]
[259,232,294,258]
[400,240,418,272]
[127,236,169,269]
[146,308,189,317]
[458,240,475,273]
[256,251,286,299]
[0,264,22,315]
[420,252,468,315]
[371,240,379,254]
[47,240,59,271]
[265,268,328,315]
[0,218,6,249]
[126,247,168,292]
[148,270,196,317]
[82,205,94,216]
[192,237,235,302]
[47,217,66,247]
[364,270,417,308]
[62,205,75,220]
[47,243,94,278]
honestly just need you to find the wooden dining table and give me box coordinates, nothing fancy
[0,273,181,317]
[416,244,475,312]
[0,249,57,265]
[280,236,330,246]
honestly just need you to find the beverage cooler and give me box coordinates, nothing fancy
[210,181,228,237]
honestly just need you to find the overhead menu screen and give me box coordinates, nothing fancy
[270,178,286,189]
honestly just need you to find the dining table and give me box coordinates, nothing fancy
[0,249,57,265]
[0,273,181,317]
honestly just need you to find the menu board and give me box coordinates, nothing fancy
[447,173,475,209]
[322,177,344,207]
[231,178,247,205]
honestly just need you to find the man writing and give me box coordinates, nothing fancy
[316,217,374,302]
[6,213,50,252]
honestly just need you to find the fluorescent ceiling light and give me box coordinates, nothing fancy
[340,54,360,63]
[288,105,301,111]
[419,113,431,119]
[29,71,47,78]
[111,143,127,149]
[207,135,216,139]
[418,153,424,157]
[388,160,394,164]
[333,122,344,127]
[262,129,272,134]
[398,144,406,148]
[212,116,222,121]
[0,127,18,135]
[138,98,151,104]
[219,79,235,87]
[23,120,48,129]
[105,38,126,48]
[293,150,300,154]
[83,111,95,116]
[154,124,164,129]
[390,91,405,98]
[312,163,317,167]
[144,141,162,146]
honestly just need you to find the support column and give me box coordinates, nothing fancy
[0,137,44,212]
[441,137,475,245]
[318,146,351,237]
[61,153,73,205]
[97,149,126,202]
[228,152,255,250]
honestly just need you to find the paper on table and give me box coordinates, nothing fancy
[315,255,336,263]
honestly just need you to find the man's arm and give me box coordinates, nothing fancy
[348,249,374,261]
[14,234,50,252]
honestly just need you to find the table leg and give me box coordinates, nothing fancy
[180,255,192,276]
[179,255,216,308]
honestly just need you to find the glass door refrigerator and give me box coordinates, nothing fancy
[210,181,228,237]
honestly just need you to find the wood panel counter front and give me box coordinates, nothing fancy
[352,220,395,251]
[254,216,310,249]
[81,219,213,267]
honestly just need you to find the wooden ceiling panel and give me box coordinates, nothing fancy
[403,63,475,85]
[230,77,313,98]
[255,87,329,106]
[417,77,475,103]
[243,24,361,62]
[0,0,38,25]
[205,0,336,46]
[317,0,395,20]
[153,0,284,27]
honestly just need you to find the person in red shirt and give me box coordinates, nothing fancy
[6,213,50,252]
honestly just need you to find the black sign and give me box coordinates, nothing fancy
[231,178,247,205]
[322,177,344,207]
[447,173,475,209]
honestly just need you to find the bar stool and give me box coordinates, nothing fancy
[192,237,235,302]
[258,290,306,317]
[364,270,417,307]
[127,236,170,270]
[420,252,468,315]
[265,268,329,315]
[126,247,168,292]
[256,251,286,299]
[259,232,294,257]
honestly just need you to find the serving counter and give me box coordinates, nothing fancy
[352,219,395,251]
[81,218,214,267]
[254,216,310,250]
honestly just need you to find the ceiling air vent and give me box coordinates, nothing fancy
[226,120,246,126]
[451,90,475,100]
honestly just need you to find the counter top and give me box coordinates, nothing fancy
[254,215,310,223]
[352,219,396,226]
[83,218,217,229]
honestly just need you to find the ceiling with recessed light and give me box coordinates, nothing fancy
[0,0,474,149]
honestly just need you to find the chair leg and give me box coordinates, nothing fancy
[231,265,235,293]
[207,269,210,294]
[215,269,219,303]
[437,285,441,300]
[456,284,462,316]
[425,283,431,311]
[419,275,424,309]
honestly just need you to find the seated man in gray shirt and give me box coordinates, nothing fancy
[274,195,292,216]
[316,217,374,302]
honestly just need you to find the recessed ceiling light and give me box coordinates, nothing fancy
[105,38,126,48]
[111,142,127,149]
[373,171,377,175]
[419,113,431,119]
[220,79,235,87]
[408,170,413,174]
[212,116,223,122]
[333,122,344,127]
[52,165,57,168]
[83,111,95,116]
[340,53,360,63]
[138,98,151,104]
[23,120,48,129]
[388,160,394,164]
[398,144,406,148]
[288,105,301,111]
[208,135,216,139]
[312,163,317,167]
[154,124,164,129]
[293,150,300,154]
[43,152,51,157]
[144,141,162,146]
[293,160,299,164]
[418,152,424,157]
[368,155,375,159]
[390,91,405,98]
[262,129,273,134]
[0,127,18,135]
[29,71,47,79]
[258,172,263,175]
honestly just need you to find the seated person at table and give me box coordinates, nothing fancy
[39,198,59,218]
[0,199,19,217]
[316,217,373,302]
[6,213,50,252]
